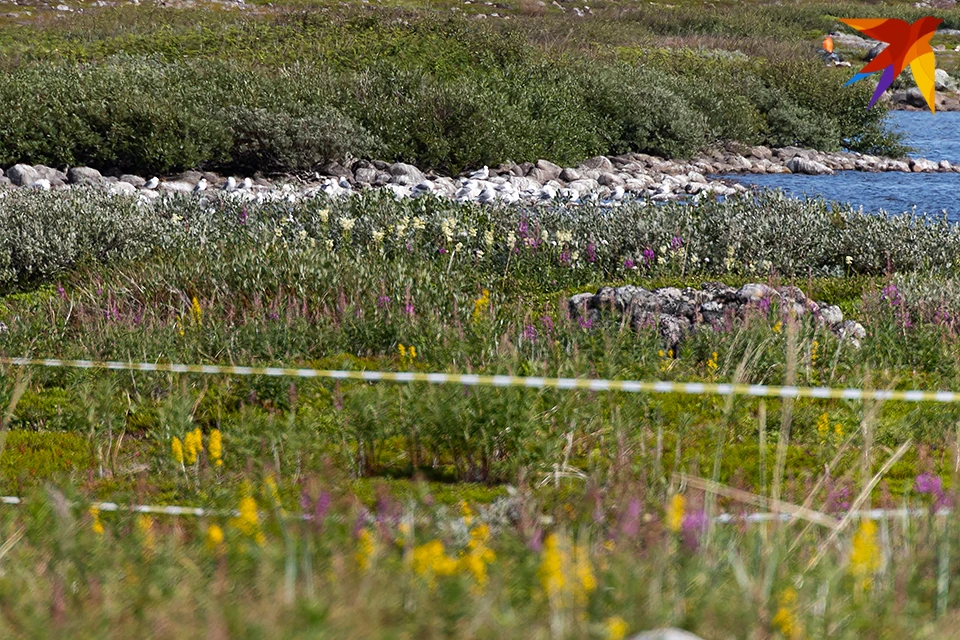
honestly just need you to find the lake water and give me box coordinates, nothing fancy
[725,111,960,221]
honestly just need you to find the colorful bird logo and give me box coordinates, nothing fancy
[841,16,943,112]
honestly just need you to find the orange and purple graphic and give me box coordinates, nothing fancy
[842,17,943,113]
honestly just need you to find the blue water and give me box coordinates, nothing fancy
[726,111,960,220]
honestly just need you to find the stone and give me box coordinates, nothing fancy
[838,320,867,349]
[785,157,834,175]
[568,293,594,317]
[67,166,104,184]
[7,164,39,186]
[911,158,939,172]
[935,68,956,92]
[629,629,705,640]
[177,170,203,184]
[389,162,425,186]
[354,167,378,184]
[579,156,615,172]
[533,159,562,182]
[119,174,146,188]
[559,167,581,182]
[565,178,600,193]
[158,181,195,193]
[107,181,137,196]
[34,165,67,183]
[738,283,777,303]
[598,172,625,187]
[818,304,844,326]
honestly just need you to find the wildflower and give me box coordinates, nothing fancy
[817,413,830,445]
[849,519,881,587]
[666,494,685,532]
[707,351,718,372]
[356,528,377,572]
[460,523,496,592]
[455,242,464,253]
[372,229,385,243]
[475,249,484,259]
[171,214,183,224]
[573,543,596,604]
[318,209,330,224]
[539,533,567,600]
[624,258,636,270]
[409,345,417,359]
[338,216,356,233]
[208,429,223,467]
[469,226,478,238]
[642,247,655,264]
[472,289,491,323]
[232,494,266,546]
[90,506,104,535]
[184,427,203,465]
[507,232,516,248]
[413,217,426,231]
[206,524,225,552]
[772,320,782,334]
[570,250,580,262]
[412,539,459,588]
[190,296,202,326]
[605,616,629,640]
[325,239,334,251]
[772,587,803,640]
[274,227,283,238]
[811,340,819,364]
[845,255,853,266]
[441,217,456,242]
[484,229,495,247]
[461,501,474,527]
[175,316,185,337]
[540,229,549,243]
[680,510,709,549]
[523,325,538,341]
[172,437,184,465]
[138,515,155,554]
[398,343,407,360]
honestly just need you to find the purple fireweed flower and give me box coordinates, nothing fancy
[624,258,636,270]
[758,296,771,315]
[541,315,554,333]
[518,218,529,239]
[578,316,594,330]
[586,242,597,263]
[618,498,642,540]
[438,246,447,255]
[239,207,248,225]
[560,250,571,266]
[522,325,538,341]
[57,284,66,299]
[404,302,415,316]
[642,247,655,264]
[670,235,684,250]
[681,510,709,549]
[377,295,391,309]
[881,282,902,306]
[915,473,943,496]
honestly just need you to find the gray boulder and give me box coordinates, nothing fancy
[911,158,939,173]
[531,159,561,182]
[579,156,615,172]
[67,166,104,184]
[354,167,378,184]
[786,157,834,175]
[558,167,581,182]
[818,304,844,326]
[936,69,956,92]
[7,164,39,186]
[34,165,67,184]
[389,162,425,186]
[119,174,146,188]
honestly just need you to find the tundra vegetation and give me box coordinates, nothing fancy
[4,0,960,637]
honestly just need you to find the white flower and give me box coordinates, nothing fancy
[484,230,495,247]
[275,228,283,238]
[309,238,316,247]
[395,223,408,238]
[325,239,334,250]
[338,216,356,232]
[413,217,426,231]
[541,229,549,242]
[507,232,516,248]
[299,229,307,240]
[845,255,853,265]
[171,214,183,224]
[455,242,463,252]
[759,260,772,271]
[571,250,580,262]
[657,256,666,265]
[556,230,573,244]
[469,227,478,238]
[476,250,484,259]
[372,230,385,243]
[318,209,330,224]
[659,245,667,255]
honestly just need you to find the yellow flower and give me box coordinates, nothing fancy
[90,506,104,535]
[137,515,155,553]
[539,533,567,600]
[850,519,881,587]
[172,437,184,465]
[816,412,830,445]
[398,343,407,359]
[772,587,803,639]
[206,524,225,552]
[666,494,685,533]
[574,543,596,604]
[605,616,629,640]
[409,345,417,359]
[264,475,283,514]
[460,524,496,592]
[539,532,595,608]
[811,339,819,364]
[208,429,223,467]
[318,208,330,224]
[232,494,265,546]
[90,507,103,536]
[461,500,474,527]
[707,351,718,372]
[356,529,377,572]
[191,296,202,326]
[176,316,185,337]
[472,289,491,322]
[184,427,203,465]
[772,320,783,334]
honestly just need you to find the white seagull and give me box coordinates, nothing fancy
[193,178,207,193]
[468,165,489,181]
[224,177,237,191]
[242,177,254,190]
[143,176,159,189]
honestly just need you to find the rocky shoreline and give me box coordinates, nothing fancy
[0,143,953,206]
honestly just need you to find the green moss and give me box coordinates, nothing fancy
[0,431,93,492]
